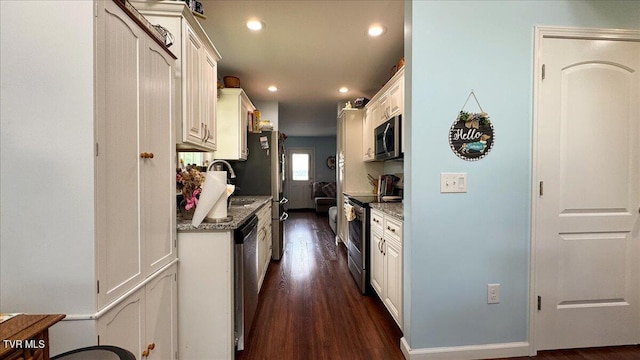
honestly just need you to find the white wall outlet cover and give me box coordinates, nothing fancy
[487,283,500,304]
[440,172,468,193]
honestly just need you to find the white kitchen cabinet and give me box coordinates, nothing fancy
[365,67,404,128]
[370,218,384,296]
[370,209,403,330]
[336,109,383,246]
[96,0,177,309]
[364,67,405,153]
[134,0,221,152]
[0,1,178,355]
[98,264,177,360]
[257,203,273,290]
[215,88,255,161]
[362,106,375,161]
[177,230,235,360]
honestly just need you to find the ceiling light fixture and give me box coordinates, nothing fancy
[268,86,278,92]
[368,24,386,37]
[246,19,264,31]
[339,87,349,93]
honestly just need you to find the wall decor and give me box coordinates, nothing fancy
[326,155,336,170]
[449,91,495,161]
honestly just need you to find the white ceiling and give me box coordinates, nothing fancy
[198,0,405,136]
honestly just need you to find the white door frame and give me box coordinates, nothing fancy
[286,147,315,209]
[530,26,640,354]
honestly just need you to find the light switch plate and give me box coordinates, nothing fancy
[440,173,467,193]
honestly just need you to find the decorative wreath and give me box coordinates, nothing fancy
[449,91,495,161]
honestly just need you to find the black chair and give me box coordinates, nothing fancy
[51,345,136,360]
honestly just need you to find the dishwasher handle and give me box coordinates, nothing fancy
[234,215,259,244]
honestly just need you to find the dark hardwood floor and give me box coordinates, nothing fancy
[237,211,640,360]
[237,210,405,360]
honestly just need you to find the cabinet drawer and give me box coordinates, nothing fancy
[384,217,403,241]
[370,210,384,230]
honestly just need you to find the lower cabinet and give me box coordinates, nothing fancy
[370,209,403,330]
[98,263,177,360]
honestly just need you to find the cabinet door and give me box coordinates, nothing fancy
[202,48,217,150]
[377,95,390,126]
[389,77,403,117]
[362,107,375,161]
[370,226,385,297]
[98,289,144,358]
[145,265,178,360]
[142,38,177,276]
[96,1,144,308]
[384,238,403,329]
[239,95,253,159]
[184,24,203,145]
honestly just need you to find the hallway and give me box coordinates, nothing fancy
[237,211,405,360]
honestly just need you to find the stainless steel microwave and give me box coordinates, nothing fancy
[374,115,402,160]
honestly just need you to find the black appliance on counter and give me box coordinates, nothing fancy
[233,131,288,260]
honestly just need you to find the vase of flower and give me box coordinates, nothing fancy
[177,165,205,220]
[179,200,195,220]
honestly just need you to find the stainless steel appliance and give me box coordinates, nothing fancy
[233,131,288,260]
[345,195,375,294]
[234,215,259,351]
[374,115,402,160]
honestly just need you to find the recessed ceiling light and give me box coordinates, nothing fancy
[339,87,349,93]
[368,24,386,37]
[246,19,265,31]
[268,86,278,92]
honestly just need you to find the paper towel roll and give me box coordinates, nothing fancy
[191,171,227,227]
[207,184,232,220]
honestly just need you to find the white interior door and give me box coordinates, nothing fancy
[286,147,314,209]
[533,30,640,351]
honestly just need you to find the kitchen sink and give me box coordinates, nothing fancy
[229,198,256,206]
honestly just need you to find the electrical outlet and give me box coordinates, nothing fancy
[487,284,500,304]
[440,173,468,193]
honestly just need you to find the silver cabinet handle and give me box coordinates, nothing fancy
[279,212,289,221]
[280,197,289,205]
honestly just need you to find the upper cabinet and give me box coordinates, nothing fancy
[214,88,255,161]
[363,67,404,161]
[133,1,222,152]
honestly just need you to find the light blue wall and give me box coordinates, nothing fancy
[406,0,640,349]
[286,136,337,182]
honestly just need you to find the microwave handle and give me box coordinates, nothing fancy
[383,122,391,153]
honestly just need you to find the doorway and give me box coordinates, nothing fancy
[532,27,640,351]
[286,147,315,209]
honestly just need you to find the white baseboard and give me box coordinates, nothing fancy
[400,337,531,360]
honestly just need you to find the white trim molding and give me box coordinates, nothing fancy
[59,258,179,322]
[530,25,640,353]
[401,337,531,360]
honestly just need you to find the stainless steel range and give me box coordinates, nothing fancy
[345,194,377,294]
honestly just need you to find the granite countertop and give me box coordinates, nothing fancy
[177,196,272,231]
[370,202,403,220]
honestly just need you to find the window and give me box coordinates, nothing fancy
[291,153,310,181]
[178,152,203,168]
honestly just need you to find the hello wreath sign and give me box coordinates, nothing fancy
[449,91,495,161]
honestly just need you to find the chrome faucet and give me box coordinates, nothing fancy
[208,159,236,178]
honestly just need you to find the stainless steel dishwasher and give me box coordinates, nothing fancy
[234,215,259,351]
